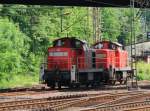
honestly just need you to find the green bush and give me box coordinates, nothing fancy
[137,61,150,80]
[0,74,39,89]
[0,18,40,88]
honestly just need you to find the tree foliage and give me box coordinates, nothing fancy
[0,18,28,78]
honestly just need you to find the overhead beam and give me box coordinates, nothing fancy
[134,0,150,7]
[0,0,147,8]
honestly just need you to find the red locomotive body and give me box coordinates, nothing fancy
[94,42,116,69]
[115,48,128,68]
[42,37,131,88]
[43,37,92,88]
[47,38,90,70]
[93,41,130,84]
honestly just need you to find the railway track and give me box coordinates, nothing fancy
[0,94,87,111]
[81,100,150,111]
[89,92,150,108]
[0,86,122,98]
[75,91,146,107]
[0,90,148,111]
[79,91,150,111]
[0,98,85,111]
[0,81,149,111]
[0,85,55,97]
[122,106,150,111]
[0,91,47,97]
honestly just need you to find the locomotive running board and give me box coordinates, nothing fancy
[78,68,103,73]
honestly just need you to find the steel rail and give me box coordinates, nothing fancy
[0,94,87,107]
[81,100,150,111]
[122,105,150,111]
[0,98,83,111]
[91,92,150,108]
[0,91,146,111]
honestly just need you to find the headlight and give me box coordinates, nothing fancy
[96,54,106,58]
[49,52,68,56]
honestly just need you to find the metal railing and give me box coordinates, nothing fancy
[44,56,128,71]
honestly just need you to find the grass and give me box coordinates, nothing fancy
[137,61,150,80]
[0,74,39,89]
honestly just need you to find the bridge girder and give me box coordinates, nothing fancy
[0,0,150,8]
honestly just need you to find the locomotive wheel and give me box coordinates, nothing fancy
[51,84,55,89]
[69,83,73,89]
[123,80,127,85]
[75,84,80,88]
[58,82,61,89]
[91,83,96,88]
[104,77,109,84]
[119,80,126,85]
[47,81,55,89]
[112,80,116,85]
[119,80,123,84]
[110,80,116,85]
[86,83,89,88]
[91,83,94,87]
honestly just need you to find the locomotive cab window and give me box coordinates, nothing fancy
[53,40,65,47]
[94,43,103,49]
[109,43,116,50]
[75,41,82,48]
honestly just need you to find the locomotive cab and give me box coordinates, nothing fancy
[43,37,91,88]
[93,41,130,85]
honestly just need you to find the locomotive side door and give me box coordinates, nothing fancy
[70,48,77,83]
[70,40,81,83]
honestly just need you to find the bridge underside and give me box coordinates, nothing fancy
[0,0,149,8]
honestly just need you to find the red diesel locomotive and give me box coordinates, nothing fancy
[42,37,131,88]
[93,41,130,85]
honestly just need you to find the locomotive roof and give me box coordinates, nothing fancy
[93,40,123,47]
[54,37,87,44]
[111,42,123,47]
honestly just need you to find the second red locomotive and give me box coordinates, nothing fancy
[42,37,131,88]
[93,41,130,85]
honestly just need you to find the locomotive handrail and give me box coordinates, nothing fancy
[76,56,128,70]
[46,57,128,64]
[46,57,127,64]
